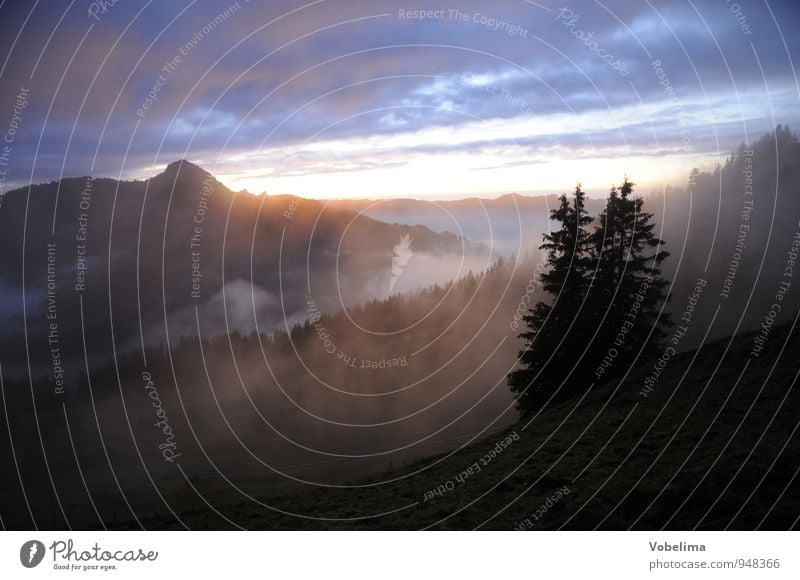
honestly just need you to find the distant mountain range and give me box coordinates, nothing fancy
[329,126,800,346]
[328,193,606,256]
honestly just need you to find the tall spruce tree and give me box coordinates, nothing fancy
[508,185,593,413]
[588,178,671,376]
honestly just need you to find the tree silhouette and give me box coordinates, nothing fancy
[587,178,671,377]
[507,184,593,413]
[509,179,671,415]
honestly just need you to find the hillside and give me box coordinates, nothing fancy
[2,131,799,532]
[0,160,484,376]
[0,257,530,530]
[118,315,800,530]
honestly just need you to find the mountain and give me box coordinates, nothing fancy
[0,160,487,377]
[328,193,607,256]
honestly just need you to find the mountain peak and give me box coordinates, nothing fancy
[160,159,211,181]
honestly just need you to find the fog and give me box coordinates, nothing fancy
[2,128,799,528]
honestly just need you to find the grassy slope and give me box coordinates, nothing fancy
[135,318,800,530]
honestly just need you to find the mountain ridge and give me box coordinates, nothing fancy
[0,161,487,378]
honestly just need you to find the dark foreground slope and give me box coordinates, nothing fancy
[123,316,800,530]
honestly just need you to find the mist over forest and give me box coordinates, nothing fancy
[1,126,799,530]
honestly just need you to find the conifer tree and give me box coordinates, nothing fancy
[588,178,671,375]
[509,179,671,415]
[507,185,593,413]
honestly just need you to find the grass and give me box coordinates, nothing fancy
[121,317,800,530]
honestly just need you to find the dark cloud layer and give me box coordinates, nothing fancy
[0,0,798,195]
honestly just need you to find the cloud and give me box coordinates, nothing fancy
[0,0,797,196]
[163,278,280,340]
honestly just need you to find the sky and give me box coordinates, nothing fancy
[0,0,798,199]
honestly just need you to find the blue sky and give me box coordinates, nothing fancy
[0,0,798,198]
